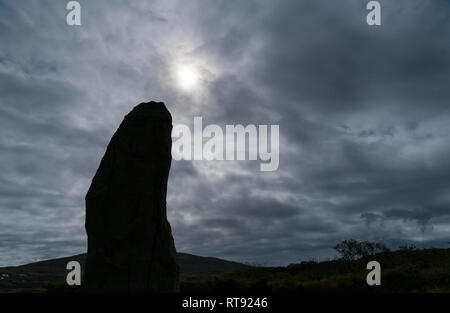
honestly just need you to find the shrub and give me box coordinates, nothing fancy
[334,239,390,261]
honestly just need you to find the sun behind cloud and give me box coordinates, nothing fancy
[177,65,199,91]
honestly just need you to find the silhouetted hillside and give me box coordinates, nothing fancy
[1,248,448,293]
[0,252,250,292]
[181,248,450,293]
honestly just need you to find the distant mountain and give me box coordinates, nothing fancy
[0,253,250,292]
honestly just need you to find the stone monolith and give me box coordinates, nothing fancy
[84,101,179,292]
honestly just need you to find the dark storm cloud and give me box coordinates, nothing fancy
[0,0,449,266]
[250,1,450,116]
[166,0,450,263]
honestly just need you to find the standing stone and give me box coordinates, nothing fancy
[84,101,179,292]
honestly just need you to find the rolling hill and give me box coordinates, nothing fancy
[0,252,250,292]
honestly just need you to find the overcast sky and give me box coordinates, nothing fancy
[1,0,449,267]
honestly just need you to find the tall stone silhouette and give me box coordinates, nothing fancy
[84,101,179,292]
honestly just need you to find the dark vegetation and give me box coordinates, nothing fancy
[1,241,449,293]
[180,241,450,293]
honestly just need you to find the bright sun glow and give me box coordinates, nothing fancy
[177,66,199,91]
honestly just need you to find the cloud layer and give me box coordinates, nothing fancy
[0,0,449,266]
